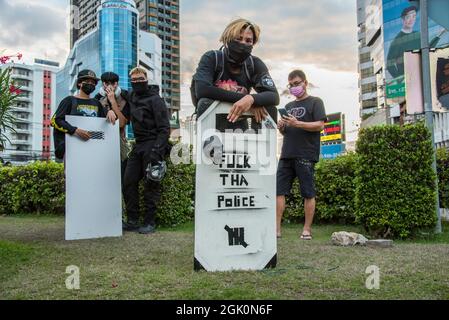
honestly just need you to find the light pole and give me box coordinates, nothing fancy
[381,78,391,125]
[418,0,442,233]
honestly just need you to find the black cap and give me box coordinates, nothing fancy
[401,6,418,18]
[77,69,99,83]
[101,72,119,83]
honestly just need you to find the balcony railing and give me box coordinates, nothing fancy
[14,128,32,134]
[10,139,32,145]
[11,107,32,114]
[15,118,32,124]
[16,96,32,102]
[11,73,32,80]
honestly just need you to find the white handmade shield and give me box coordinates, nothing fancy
[194,101,277,271]
[65,116,122,240]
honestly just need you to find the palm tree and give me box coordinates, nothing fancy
[0,53,22,151]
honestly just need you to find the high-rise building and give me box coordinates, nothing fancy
[69,0,180,128]
[180,115,196,147]
[1,59,60,163]
[58,0,162,102]
[99,0,138,90]
[70,0,101,49]
[356,0,380,118]
[136,0,180,128]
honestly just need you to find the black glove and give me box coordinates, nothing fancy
[149,147,163,164]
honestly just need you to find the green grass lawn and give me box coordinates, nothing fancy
[1,215,449,300]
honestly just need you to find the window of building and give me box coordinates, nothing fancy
[360,67,374,78]
[361,83,377,94]
[362,99,378,109]
[359,52,371,64]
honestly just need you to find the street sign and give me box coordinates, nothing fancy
[321,113,345,144]
[320,113,346,159]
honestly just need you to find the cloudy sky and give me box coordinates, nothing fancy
[0,0,361,140]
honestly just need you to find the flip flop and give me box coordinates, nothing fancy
[300,233,312,240]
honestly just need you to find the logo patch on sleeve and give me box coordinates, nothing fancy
[262,75,275,87]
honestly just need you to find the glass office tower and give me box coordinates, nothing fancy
[58,1,160,101]
[99,0,138,90]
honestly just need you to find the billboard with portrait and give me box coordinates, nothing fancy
[383,0,449,104]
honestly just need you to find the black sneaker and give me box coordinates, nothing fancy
[138,224,156,234]
[122,220,139,232]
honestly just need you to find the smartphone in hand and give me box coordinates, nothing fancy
[278,108,289,118]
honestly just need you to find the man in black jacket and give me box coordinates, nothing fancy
[192,18,279,125]
[122,67,170,234]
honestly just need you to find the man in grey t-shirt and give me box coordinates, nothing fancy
[277,70,327,240]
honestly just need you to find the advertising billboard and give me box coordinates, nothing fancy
[430,47,449,110]
[365,0,382,46]
[383,0,449,104]
[404,51,424,114]
[321,113,345,143]
[321,144,346,160]
[320,113,346,160]
[404,47,449,114]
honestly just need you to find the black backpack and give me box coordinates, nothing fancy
[190,50,255,109]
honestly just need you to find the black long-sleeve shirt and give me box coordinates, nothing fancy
[193,50,280,107]
[51,96,106,159]
[124,85,170,152]
[51,96,106,134]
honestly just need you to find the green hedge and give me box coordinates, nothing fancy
[0,161,65,215]
[283,152,357,224]
[437,148,449,209]
[355,124,437,239]
[0,132,445,235]
[283,179,305,223]
[0,159,195,227]
[0,153,357,227]
[315,153,358,223]
[153,160,195,227]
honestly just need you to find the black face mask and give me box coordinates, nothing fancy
[226,40,253,65]
[81,83,96,95]
[132,82,149,95]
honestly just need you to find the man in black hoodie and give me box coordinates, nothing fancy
[122,67,170,234]
[192,19,279,125]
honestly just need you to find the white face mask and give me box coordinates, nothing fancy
[147,78,158,86]
[99,86,122,97]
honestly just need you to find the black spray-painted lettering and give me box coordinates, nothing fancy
[219,154,251,169]
[219,174,249,187]
[224,225,248,248]
[217,195,256,208]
